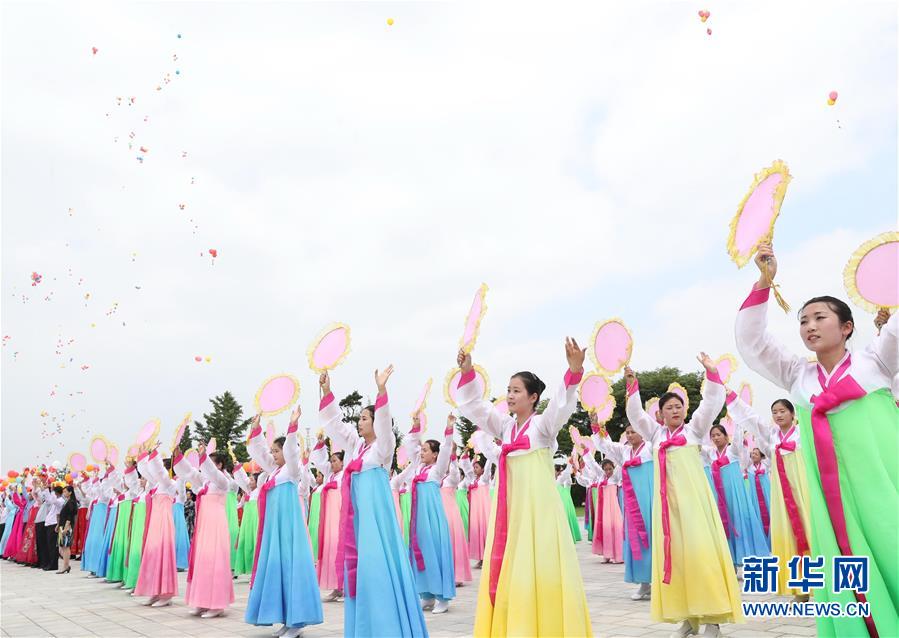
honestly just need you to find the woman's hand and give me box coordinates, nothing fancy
[290,405,301,424]
[623,366,637,388]
[697,351,716,373]
[457,349,473,374]
[375,365,394,394]
[754,241,777,285]
[320,371,331,396]
[565,337,586,373]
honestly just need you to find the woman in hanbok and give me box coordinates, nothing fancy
[318,367,428,637]
[455,340,593,637]
[555,456,582,543]
[594,421,653,599]
[439,443,472,586]
[172,474,191,571]
[624,356,742,638]
[735,242,897,637]
[134,447,179,607]
[106,459,139,583]
[583,453,624,564]
[743,446,771,551]
[244,407,323,638]
[309,436,344,601]
[459,442,494,569]
[231,464,260,577]
[122,476,148,591]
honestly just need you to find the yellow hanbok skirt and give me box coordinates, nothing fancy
[650,444,743,627]
[474,448,593,637]
[769,450,812,596]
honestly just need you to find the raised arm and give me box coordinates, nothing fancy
[146,449,176,490]
[535,338,587,439]
[869,311,898,378]
[725,389,769,443]
[281,407,303,481]
[685,353,727,439]
[309,437,332,481]
[247,415,278,474]
[430,416,456,480]
[371,365,397,463]
[232,465,250,493]
[455,352,511,439]
[734,244,805,391]
[733,420,751,470]
[623,367,661,441]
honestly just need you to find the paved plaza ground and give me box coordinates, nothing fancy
[0,539,816,638]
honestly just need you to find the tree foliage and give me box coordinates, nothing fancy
[193,391,252,462]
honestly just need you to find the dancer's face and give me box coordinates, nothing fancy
[329,454,344,473]
[420,442,437,465]
[661,398,685,428]
[624,425,643,447]
[750,449,762,464]
[358,409,375,439]
[771,403,794,429]
[271,443,285,467]
[602,463,614,478]
[473,461,484,477]
[710,428,728,448]
[506,377,538,417]
[799,302,852,353]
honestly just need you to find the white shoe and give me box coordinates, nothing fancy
[702,625,721,637]
[189,608,208,616]
[201,609,224,619]
[321,589,340,602]
[670,620,698,638]
[335,595,345,602]
[630,583,651,600]
[143,596,160,606]
[420,598,436,611]
[151,598,172,607]
[271,625,288,637]
[432,600,449,614]
[282,628,303,638]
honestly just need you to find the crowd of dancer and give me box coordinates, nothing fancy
[1,243,895,638]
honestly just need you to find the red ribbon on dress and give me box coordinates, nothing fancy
[809,357,877,638]
[409,467,431,571]
[621,457,650,560]
[488,421,531,605]
[335,443,370,598]
[752,464,770,536]
[658,427,686,585]
[711,449,734,539]
[773,434,808,555]
[316,479,338,564]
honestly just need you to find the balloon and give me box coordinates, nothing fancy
[829,91,838,101]
[7,470,18,478]
[387,18,394,25]
[194,356,202,362]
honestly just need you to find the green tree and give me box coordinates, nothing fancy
[339,391,363,424]
[177,422,192,453]
[456,415,477,448]
[193,391,252,463]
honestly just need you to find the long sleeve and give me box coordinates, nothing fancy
[685,371,726,440]
[232,466,250,493]
[869,312,898,378]
[471,430,500,465]
[456,371,512,440]
[199,453,230,490]
[428,430,454,482]
[318,391,361,454]
[247,423,277,474]
[533,370,584,441]
[281,424,302,481]
[173,452,203,488]
[625,381,661,442]
[735,285,805,392]
[391,458,417,489]
[371,392,396,467]
[593,432,623,465]
[309,441,332,481]
[733,422,751,470]
[146,451,176,490]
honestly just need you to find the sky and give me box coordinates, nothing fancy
[2,2,896,469]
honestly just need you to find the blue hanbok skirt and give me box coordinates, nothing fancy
[619,461,653,584]
[704,463,769,565]
[411,481,456,601]
[94,504,118,577]
[172,502,191,570]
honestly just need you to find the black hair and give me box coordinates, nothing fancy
[273,436,286,448]
[710,424,728,439]
[659,392,685,410]
[210,452,232,473]
[361,405,376,421]
[330,450,345,463]
[510,371,547,412]
[771,398,795,414]
[163,458,172,471]
[800,296,854,340]
[423,439,440,455]
[600,459,615,470]
[53,485,64,495]
[752,448,766,459]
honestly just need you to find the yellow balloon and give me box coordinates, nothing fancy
[827,99,835,106]
[387,18,394,25]
[204,356,212,363]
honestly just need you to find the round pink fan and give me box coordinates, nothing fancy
[728,160,792,267]
[493,398,510,415]
[419,412,429,430]
[582,437,596,455]
[107,445,119,465]
[135,418,161,446]
[265,421,276,447]
[171,412,192,450]
[127,444,140,458]
[67,452,87,473]
[738,382,753,406]
[89,436,108,462]
[411,379,433,417]
[459,284,488,354]
[307,323,351,372]
[843,231,899,312]
[578,373,612,411]
[396,446,409,467]
[667,382,690,412]
[714,354,738,385]
[590,319,633,376]
[593,397,616,425]
[645,397,662,425]
[254,374,300,417]
[185,449,200,469]
[444,365,490,408]
[721,415,735,438]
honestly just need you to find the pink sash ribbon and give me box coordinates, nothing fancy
[711,451,734,538]
[488,421,530,605]
[409,467,431,571]
[249,468,278,586]
[621,457,650,560]
[774,436,809,554]
[658,429,686,585]
[316,479,338,564]
[810,357,877,637]
[752,464,770,536]
[335,443,370,597]
[595,478,608,545]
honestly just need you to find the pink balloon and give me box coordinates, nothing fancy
[135,419,160,445]
[90,437,108,462]
[855,240,898,307]
[68,452,87,472]
[255,375,300,416]
[829,90,838,101]
[578,373,612,410]
[591,320,633,375]
[460,284,488,353]
[446,368,488,407]
[310,326,350,371]
[107,446,119,465]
